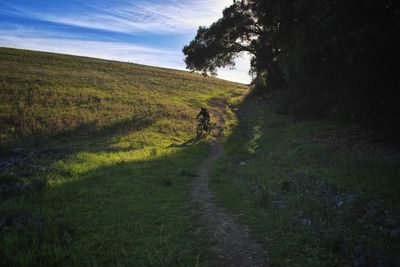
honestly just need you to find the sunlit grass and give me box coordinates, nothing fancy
[0,47,247,266]
[0,47,246,149]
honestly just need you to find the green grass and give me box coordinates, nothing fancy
[210,91,400,266]
[2,144,211,266]
[4,47,398,266]
[0,47,247,266]
[0,47,245,148]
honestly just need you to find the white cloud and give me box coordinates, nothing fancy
[0,34,182,68]
[3,0,234,34]
[0,33,251,83]
[0,0,252,83]
[218,53,252,84]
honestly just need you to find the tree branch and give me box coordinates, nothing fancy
[222,40,256,55]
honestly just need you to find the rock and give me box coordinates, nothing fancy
[300,218,311,227]
[279,180,291,193]
[295,211,304,218]
[249,181,262,193]
[384,216,398,228]
[389,229,400,239]
[12,147,25,154]
[0,182,29,197]
[381,227,391,236]
[354,255,367,267]
[345,193,358,205]
[365,206,378,218]
[0,217,6,229]
[313,228,329,238]
[272,200,285,209]
[376,259,386,267]
[354,245,364,256]
[10,214,29,228]
[239,161,246,166]
[337,239,351,256]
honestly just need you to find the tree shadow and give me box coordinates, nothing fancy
[168,135,202,148]
[1,116,154,153]
[0,136,209,266]
[0,116,156,183]
[48,116,154,147]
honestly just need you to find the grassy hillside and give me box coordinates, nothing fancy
[0,47,244,148]
[212,91,400,266]
[0,47,247,266]
[3,47,398,266]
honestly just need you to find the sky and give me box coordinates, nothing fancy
[0,0,252,83]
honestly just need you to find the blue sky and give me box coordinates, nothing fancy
[0,0,251,83]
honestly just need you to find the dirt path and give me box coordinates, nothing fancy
[192,100,267,266]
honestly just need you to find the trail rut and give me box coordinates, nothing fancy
[192,101,267,266]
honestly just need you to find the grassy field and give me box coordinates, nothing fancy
[0,47,247,266]
[211,91,400,266]
[2,47,399,266]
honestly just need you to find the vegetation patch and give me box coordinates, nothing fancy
[210,91,400,266]
[0,47,247,266]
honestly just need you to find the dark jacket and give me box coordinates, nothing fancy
[197,109,210,120]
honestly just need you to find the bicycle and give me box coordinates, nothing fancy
[196,117,211,137]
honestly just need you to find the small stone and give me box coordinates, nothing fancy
[354,255,367,267]
[354,245,364,256]
[272,200,285,209]
[384,217,398,228]
[381,228,391,236]
[345,193,358,204]
[12,147,24,154]
[0,217,8,229]
[300,218,311,227]
[389,229,400,239]
[375,256,386,267]
[365,208,377,218]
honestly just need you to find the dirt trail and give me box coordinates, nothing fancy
[192,100,267,266]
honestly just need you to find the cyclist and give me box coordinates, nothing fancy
[197,107,210,130]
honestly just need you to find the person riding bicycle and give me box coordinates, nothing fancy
[197,107,210,129]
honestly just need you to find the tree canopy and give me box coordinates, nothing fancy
[183,0,399,133]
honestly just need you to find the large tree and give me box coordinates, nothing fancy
[183,2,258,75]
[183,0,400,132]
[183,0,290,90]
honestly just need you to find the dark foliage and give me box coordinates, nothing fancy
[183,0,400,134]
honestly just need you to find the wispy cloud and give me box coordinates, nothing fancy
[0,33,183,69]
[0,0,251,83]
[0,32,251,83]
[1,0,233,34]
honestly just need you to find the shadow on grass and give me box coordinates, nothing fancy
[0,116,157,198]
[0,116,154,162]
[0,116,155,156]
[168,136,202,148]
[210,88,400,265]
[0,137,211,266]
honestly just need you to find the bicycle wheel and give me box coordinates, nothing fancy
[206,122,212,135]
[197,123,203,137]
